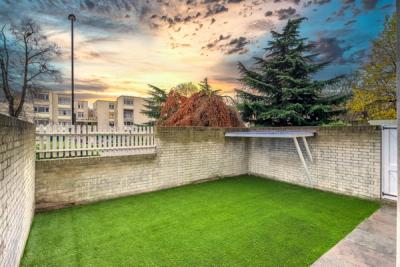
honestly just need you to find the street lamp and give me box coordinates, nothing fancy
[68,14,76,125]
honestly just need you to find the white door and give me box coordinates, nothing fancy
[382,127,397,199]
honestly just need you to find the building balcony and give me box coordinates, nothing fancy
[58,115,71,120]
[33,99,50,104]
[76,116,88,120]
[57,103,71,109]
[35,113,50,118]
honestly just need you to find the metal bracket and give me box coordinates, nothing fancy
[293,137,313,186]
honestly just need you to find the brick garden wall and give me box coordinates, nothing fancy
[0,114,35,267]
[247,126,382,199]
[35,127,248,210]
[35,126,382,211]
[0,119,384,265]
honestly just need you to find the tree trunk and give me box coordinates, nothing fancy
[8,95,14,116]
[15,36,29,118]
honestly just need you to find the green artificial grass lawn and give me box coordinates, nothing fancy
[22,175,380,267]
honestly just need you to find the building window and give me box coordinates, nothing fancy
[109,122,115,127]
[109,103,115,109]
[58,109,71,116]
[123,99,134,105]
[123,109,133,119]
[34,93,49,100]
[34,106,49,113]
[124,121,133,126]
[77,102,85,109]
[77,112,84,118]
[58,97,71,105]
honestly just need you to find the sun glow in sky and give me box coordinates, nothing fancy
[0,0,394,103]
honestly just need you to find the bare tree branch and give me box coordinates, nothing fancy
[0,24,15,115]
[0,18,60,118]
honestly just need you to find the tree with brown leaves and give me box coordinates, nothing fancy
[159,78,243,127]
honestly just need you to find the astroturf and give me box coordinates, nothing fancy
[21,175,380,267]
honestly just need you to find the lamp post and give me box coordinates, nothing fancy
[68,14,76,125]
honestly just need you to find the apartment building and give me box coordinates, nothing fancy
[32,89,53,125]
[32,89,92,126]
[51,92,72,126]
[75,100,96,125]
[6,88,152,127]
[115,96,151,128]
[115,96,134,127]
[93,100,116,131]
[93,96,151,130]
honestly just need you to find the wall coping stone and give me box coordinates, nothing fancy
[0,112,35,129]
[35,153,157,165]
[157,125,381,132]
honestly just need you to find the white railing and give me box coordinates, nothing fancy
[35,124,156,160]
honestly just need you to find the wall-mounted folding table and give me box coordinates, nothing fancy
[225,130,316,185]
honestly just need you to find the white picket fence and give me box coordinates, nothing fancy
[35,124,156,160]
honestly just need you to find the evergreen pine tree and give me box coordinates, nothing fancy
[198,78,220,96]
[141,84,167,125]
[237,17,347,126]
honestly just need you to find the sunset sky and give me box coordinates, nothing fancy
[0,0,395,103]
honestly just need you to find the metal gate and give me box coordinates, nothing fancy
[382,127,397,200]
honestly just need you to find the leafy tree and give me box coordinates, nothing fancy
[159,78,243,127]
[198,78,220,96]
[173,82,199,97]
[142,79,220,124]
[347,14,396,120]
[236,18,347,126]
[0,19,60,117]
[141,84,167,124]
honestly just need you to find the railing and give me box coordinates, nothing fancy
[36,124,156,160]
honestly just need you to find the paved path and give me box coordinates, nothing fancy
[312,205,396,267]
